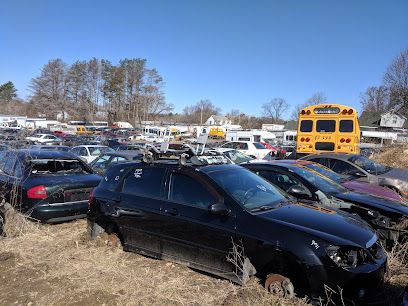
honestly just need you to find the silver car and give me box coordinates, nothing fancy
[301,153,408,198]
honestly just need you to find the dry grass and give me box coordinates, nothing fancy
[371,144,408,168]
[0,211,307,306]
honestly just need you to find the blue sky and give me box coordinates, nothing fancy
[1,0,407,118]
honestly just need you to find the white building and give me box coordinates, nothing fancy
[205,115,231,126]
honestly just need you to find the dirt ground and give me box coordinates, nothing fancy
[0,214,310,306]
[0,146,407,306]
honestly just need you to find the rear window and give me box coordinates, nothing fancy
[29,159,91,175]
[339,120,354,132]
[300,120,313,132]
[316,120,335,132]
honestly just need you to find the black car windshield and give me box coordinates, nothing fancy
[348,155,391,175]
[290,166,347,194]
[30,159,91,175]
[207,168,288,210]
[303,163,342,183]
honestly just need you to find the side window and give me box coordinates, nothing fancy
[170,173,216,209]
[111,156,127,163]
[14,160,24,178]
[223,142,233,149]
[300,120,313,132]
[326,159,357,175]
[79,148,88,156]
[310,157,329,167]
[257,170,304,192]
[3,155,16,176]
[122,167,166,198]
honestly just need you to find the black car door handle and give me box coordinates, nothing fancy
[164,208,178,216]
[114,208,143,217]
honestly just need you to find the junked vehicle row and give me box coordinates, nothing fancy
[1,129,408,304]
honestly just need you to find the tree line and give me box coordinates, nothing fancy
[1,47,407,127]
[360,48,408,115]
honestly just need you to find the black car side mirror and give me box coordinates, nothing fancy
[287,185,312,199]
[209,202,231,216]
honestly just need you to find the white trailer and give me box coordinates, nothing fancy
[226,130,276,143]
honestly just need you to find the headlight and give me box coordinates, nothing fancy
[326,246,359,269]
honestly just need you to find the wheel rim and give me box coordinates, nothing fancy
[265,274,295,298]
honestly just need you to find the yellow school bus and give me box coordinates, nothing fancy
[296,104,360,156]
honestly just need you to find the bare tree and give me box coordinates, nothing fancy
[262,98,288,123]
[29,59,70,120]
[383,48,408,115]
[360,86,390,113]
[182,99,221,124]
[291,92,327,120]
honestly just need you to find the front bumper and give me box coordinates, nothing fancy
[307,258,387,302]
[30,201,88,223]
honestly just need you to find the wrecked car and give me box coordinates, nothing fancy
[88,157,386,303]
[243,161,408,246]
[0,149,101,223]
[301,153,408,199]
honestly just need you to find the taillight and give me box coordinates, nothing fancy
[88,189,95,208]
[342,109,348,115]
[301,137,305,142]
[306,137,310,142]
[348,109,353,114]
[27,185,47,199]
[301,110,306,115]
[340,138,345,143]
[346,138,351,143]
[306,110,311,115]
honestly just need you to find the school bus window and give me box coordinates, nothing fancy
[339,120,354,132]
[316,120,335,132]
[300,120,313,132]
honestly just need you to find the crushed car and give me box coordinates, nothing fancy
[0,149,101,223]
[243,160,408,247]
[301,153,408,199]
[88,147,387,303]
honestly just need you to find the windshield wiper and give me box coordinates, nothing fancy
[250,205,274,212]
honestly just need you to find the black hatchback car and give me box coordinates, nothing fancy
[88,158,386,302]
[0,150,101,223]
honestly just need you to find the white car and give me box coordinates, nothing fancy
[26,133,61,144]
[70,145,114,163]
[214,148,254,164]
[220,141,272,159]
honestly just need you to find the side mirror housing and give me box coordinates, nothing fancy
[209,202,231,216]
[287,185,312,199]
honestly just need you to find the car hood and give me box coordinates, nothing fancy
[335,191,408,216]
[342,180,403,202]
[259,202,376,248]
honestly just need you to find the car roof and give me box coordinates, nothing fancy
[302,153,359,160]
[14,149,78,160]
[104,150,142,158]
[72,145,108,148]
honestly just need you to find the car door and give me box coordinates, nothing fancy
[161,169,238,279]
[114,165,168,258]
